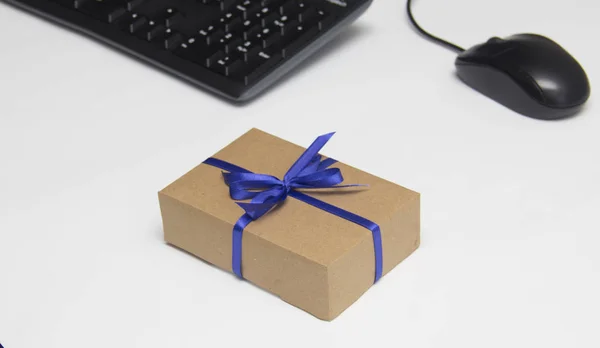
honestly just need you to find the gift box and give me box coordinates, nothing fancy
[158,129,420,320]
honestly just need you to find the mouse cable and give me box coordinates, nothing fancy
[407,0,465,53]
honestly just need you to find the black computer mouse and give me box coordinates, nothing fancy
[455,34,591,120]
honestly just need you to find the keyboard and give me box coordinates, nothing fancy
[3,0,372,101]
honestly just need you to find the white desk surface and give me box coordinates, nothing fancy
[1,0,599,347]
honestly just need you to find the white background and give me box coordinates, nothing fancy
[1,0,599,347]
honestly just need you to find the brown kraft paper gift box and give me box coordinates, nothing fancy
[158,128,420,320]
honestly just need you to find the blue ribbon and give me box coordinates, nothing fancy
[203,132,383,283]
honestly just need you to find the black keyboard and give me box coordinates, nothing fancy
[3,0,371,101]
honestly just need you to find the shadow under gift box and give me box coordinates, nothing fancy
[158,128,420,321]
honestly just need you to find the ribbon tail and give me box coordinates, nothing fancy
[232,213,253,278]
[317,157,337,171]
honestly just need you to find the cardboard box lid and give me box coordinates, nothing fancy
[161,128,418,268]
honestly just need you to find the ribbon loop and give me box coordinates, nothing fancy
[290,168,344,188]
[284,132,335,182]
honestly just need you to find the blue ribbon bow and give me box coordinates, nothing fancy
[203,132,384,283]
[223,132,363,220]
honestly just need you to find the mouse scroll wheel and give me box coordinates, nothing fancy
[487,37,504,44]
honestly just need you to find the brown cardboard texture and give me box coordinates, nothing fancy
[159,129,420,320]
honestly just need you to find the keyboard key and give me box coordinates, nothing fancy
[226,60,246,76]
[261,29,281,48]
[174,40,202,61]
[280,0,300,15]
[234,3,249,19]
[243,51,282,85]
[218,0,238,11]
[76,0,127,23]
[261,11,279,26]
[236,41,262,62]
[277,17,299,36]
[282,24,318,58]
[298,7,317,23]
[220,33,243,54]
[145,23,166,41]
[127,15,148,34]
[206,50,226,68]
[224,16,243,32]
[255,26,271,40]
[207,28,226,45]
[243,24,262,40]
[219,12,235,24]
[212,56,245,76]
[198,25,218,45]
[317,10,334,30]
[164,31,184,50]
[126,0,143,10]
[174,38,219,66]
[261,0,285,7]
[117,12,137,30]
[133,18,155,39]
[244,3,262,19]
[254,7,271,21]
[164,8,183,27]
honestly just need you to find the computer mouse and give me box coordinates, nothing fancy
[455,34,591,120]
